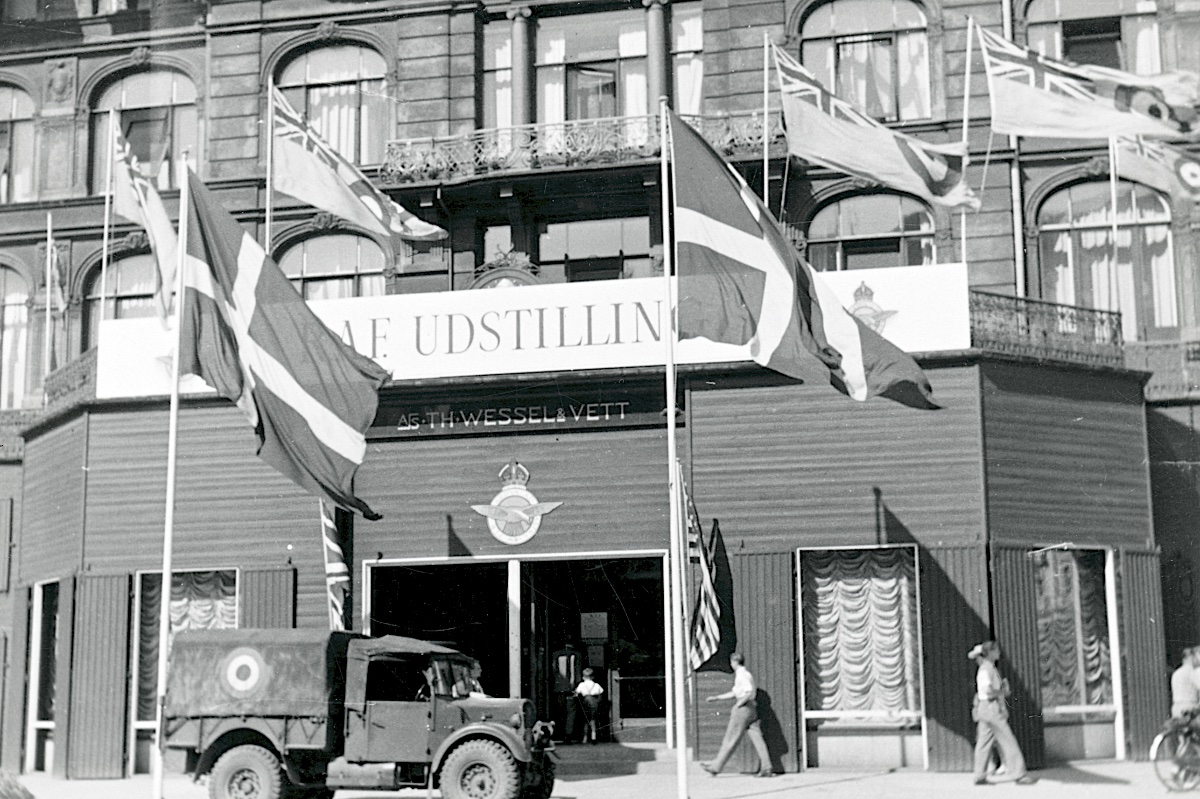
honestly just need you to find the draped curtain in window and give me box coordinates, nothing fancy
[1034,550,1112,708]
[801,548,921,715]
[0,268,27,411]
[136,570,237,721]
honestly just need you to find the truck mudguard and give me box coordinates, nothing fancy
[431,723,532,771]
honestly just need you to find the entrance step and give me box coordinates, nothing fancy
[611,717,666,744]
[552,742,689,776]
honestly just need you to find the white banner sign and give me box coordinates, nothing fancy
[96,265,970,399]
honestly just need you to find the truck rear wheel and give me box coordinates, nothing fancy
[441,739,521,799]
[209,744,283,799]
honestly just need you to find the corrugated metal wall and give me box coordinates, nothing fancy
[981,363,1152,549]
[0,590,27,773]
[83,406,329,629]
[921,545,991,771]
[66,575,129,778]
[355,428,669,561]
[686,367,986,553]
[241,568,296,629]
[20,417,86,584]
[690,552,797,773]
[1119,548,1169,760]
[989,545,1044,770]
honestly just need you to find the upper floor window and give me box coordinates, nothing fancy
[538,216,651,282]
[278,234,386,300]
[806,194,934,271]
[278,46,388,166]
[1026,0,1159,74]
[83,254,157,349]
[483,23,513,131]
[91,71,198,193]
[536,10,648,125]
[0,267,27,410]
[0,85,34,204]
[800,0,930,122]
[1036,180,1175,342]
[672,2,704,115]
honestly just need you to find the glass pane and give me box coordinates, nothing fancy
[358,238,386,274]
[278,247,303,277]
[902,236,933,265]
[842,195,901,236]
[0,86,34,120]
[802,40,835,89]
[671,2,703,52]
[114,296,156,320]
[303,46,379,84]
[305,277,356,300]
[539,222,568,262]
[1063,19,1122,70]
[1068,182,1112,226]
[484,225,513,261]
[308,83,358,162]
[568,64,618,120]
[837,37,894,120]
[620,217,650,253]
[1038,189,1070,227]
[900,198,932,231]
[116,255,156,294]
[537,17,569,65]
[359,273,386,297]
[303,235,358,276]
[569,219,621,258]
[557,9,643,62]
[1133,184,1170,221]
[809,204,839,240]
[1026,23,1063,59]
[485,24,512,71]
[844,238,901,270]
[807,242,839,272]
[1040,231,1075,306]
[830,0,895,37]
[673,54,704,115]
[6,120,35,202]
[360,78,387,165]
[892,0,926,28]
[802,2,834,37]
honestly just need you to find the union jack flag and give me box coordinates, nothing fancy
[111,124,178,319]
[270,88,446,257]
[1115,135,1200,202]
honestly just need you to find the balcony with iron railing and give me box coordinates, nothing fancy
[968,291,1125,369]
[382,110,787,186]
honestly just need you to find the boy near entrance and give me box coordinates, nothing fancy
[574,667,605,744]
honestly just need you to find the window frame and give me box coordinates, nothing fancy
[82,253,159,351]
[1022,0,1160,74]
[0,84,36,205]
[277,233,388,301]
[805,193,937,272]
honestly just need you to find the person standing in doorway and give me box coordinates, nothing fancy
[970,640,1037,786]
[574,667,605,744]
[702,653,773,777]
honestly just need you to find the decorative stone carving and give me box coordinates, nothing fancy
[934,226,953,245]
[310,211,343,231]
[505,5,531,20]
[849,176,881,190]
[316,20,339,40]
[130,46,152,66]
[469,249,541,289]
[45,58,76,107]
[122,230,150,251]
[1023,221,1040,241]
[1083,156,1109,177]
[34,240,71,291]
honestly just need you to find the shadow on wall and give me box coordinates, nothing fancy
[875,487,993,771]
[1147,409,1200,669]
[757,689,788,774]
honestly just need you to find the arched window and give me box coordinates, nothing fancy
[278,234,386,300]
[83,254,157,350]
[1026,0,1159,75]
[91,71,198,192]
[0,85,35,204]
[0,267,28,410]
[278,46,388,165]
[800,0,930,122]
[1036,181,1175,342]
[806,194,934,271]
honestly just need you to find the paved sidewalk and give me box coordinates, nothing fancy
[15,759,1161,799]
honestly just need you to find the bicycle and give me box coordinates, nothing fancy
[1152,714,1200,791]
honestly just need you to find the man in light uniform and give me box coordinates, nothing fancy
[1171,646,1200,718]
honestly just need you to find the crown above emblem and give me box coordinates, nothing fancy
[498,460,530,487]
[854,282,874,303]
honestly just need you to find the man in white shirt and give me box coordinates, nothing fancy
[970,640,1036,786]
[574,667,605,744]
[1171,647,1200,717]
[702,653,773,777]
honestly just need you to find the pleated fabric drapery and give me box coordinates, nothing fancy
[136,570,237,721]
[801,548,921,715]
[1034,550,1112,708]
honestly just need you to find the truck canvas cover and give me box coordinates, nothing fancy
[166,629,358,718]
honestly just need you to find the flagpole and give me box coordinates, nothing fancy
[659,96,690,799]
[43,212,52,388]
[1108,136,1120,324]
[265,75,275,253]
[960,17,974,263]
[101,109,116,322]
[762,31,770,202]
[152,156,189,799]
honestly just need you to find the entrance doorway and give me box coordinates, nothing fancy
[367,555,666,741]
[371,562,511,696]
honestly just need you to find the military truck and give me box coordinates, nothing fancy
[164,629,555,799]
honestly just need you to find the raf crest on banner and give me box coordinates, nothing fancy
[472,461,562,545]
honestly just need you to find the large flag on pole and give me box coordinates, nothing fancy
[669,111,939,409]
[270,88,447,257]
[111,126,179,319]
[772,46,979,210]
[180,171,391,519]
[320,499,349,630]
[1115,136,1200,202]
[977,25,1199,138]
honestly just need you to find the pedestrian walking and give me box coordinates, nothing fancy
[702,653,774,777]
[969,640,1036,786]
[574,667,605,744]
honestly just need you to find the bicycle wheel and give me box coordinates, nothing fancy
[1153,730,1200,791]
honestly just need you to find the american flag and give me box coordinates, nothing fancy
[678,461,720,669]
[270,88,446,255]
[320,499,350,631]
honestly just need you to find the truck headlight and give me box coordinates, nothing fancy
[509,712,523,730]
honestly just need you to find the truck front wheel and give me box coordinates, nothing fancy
[209,744,283,799]
[441,740,521,799]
